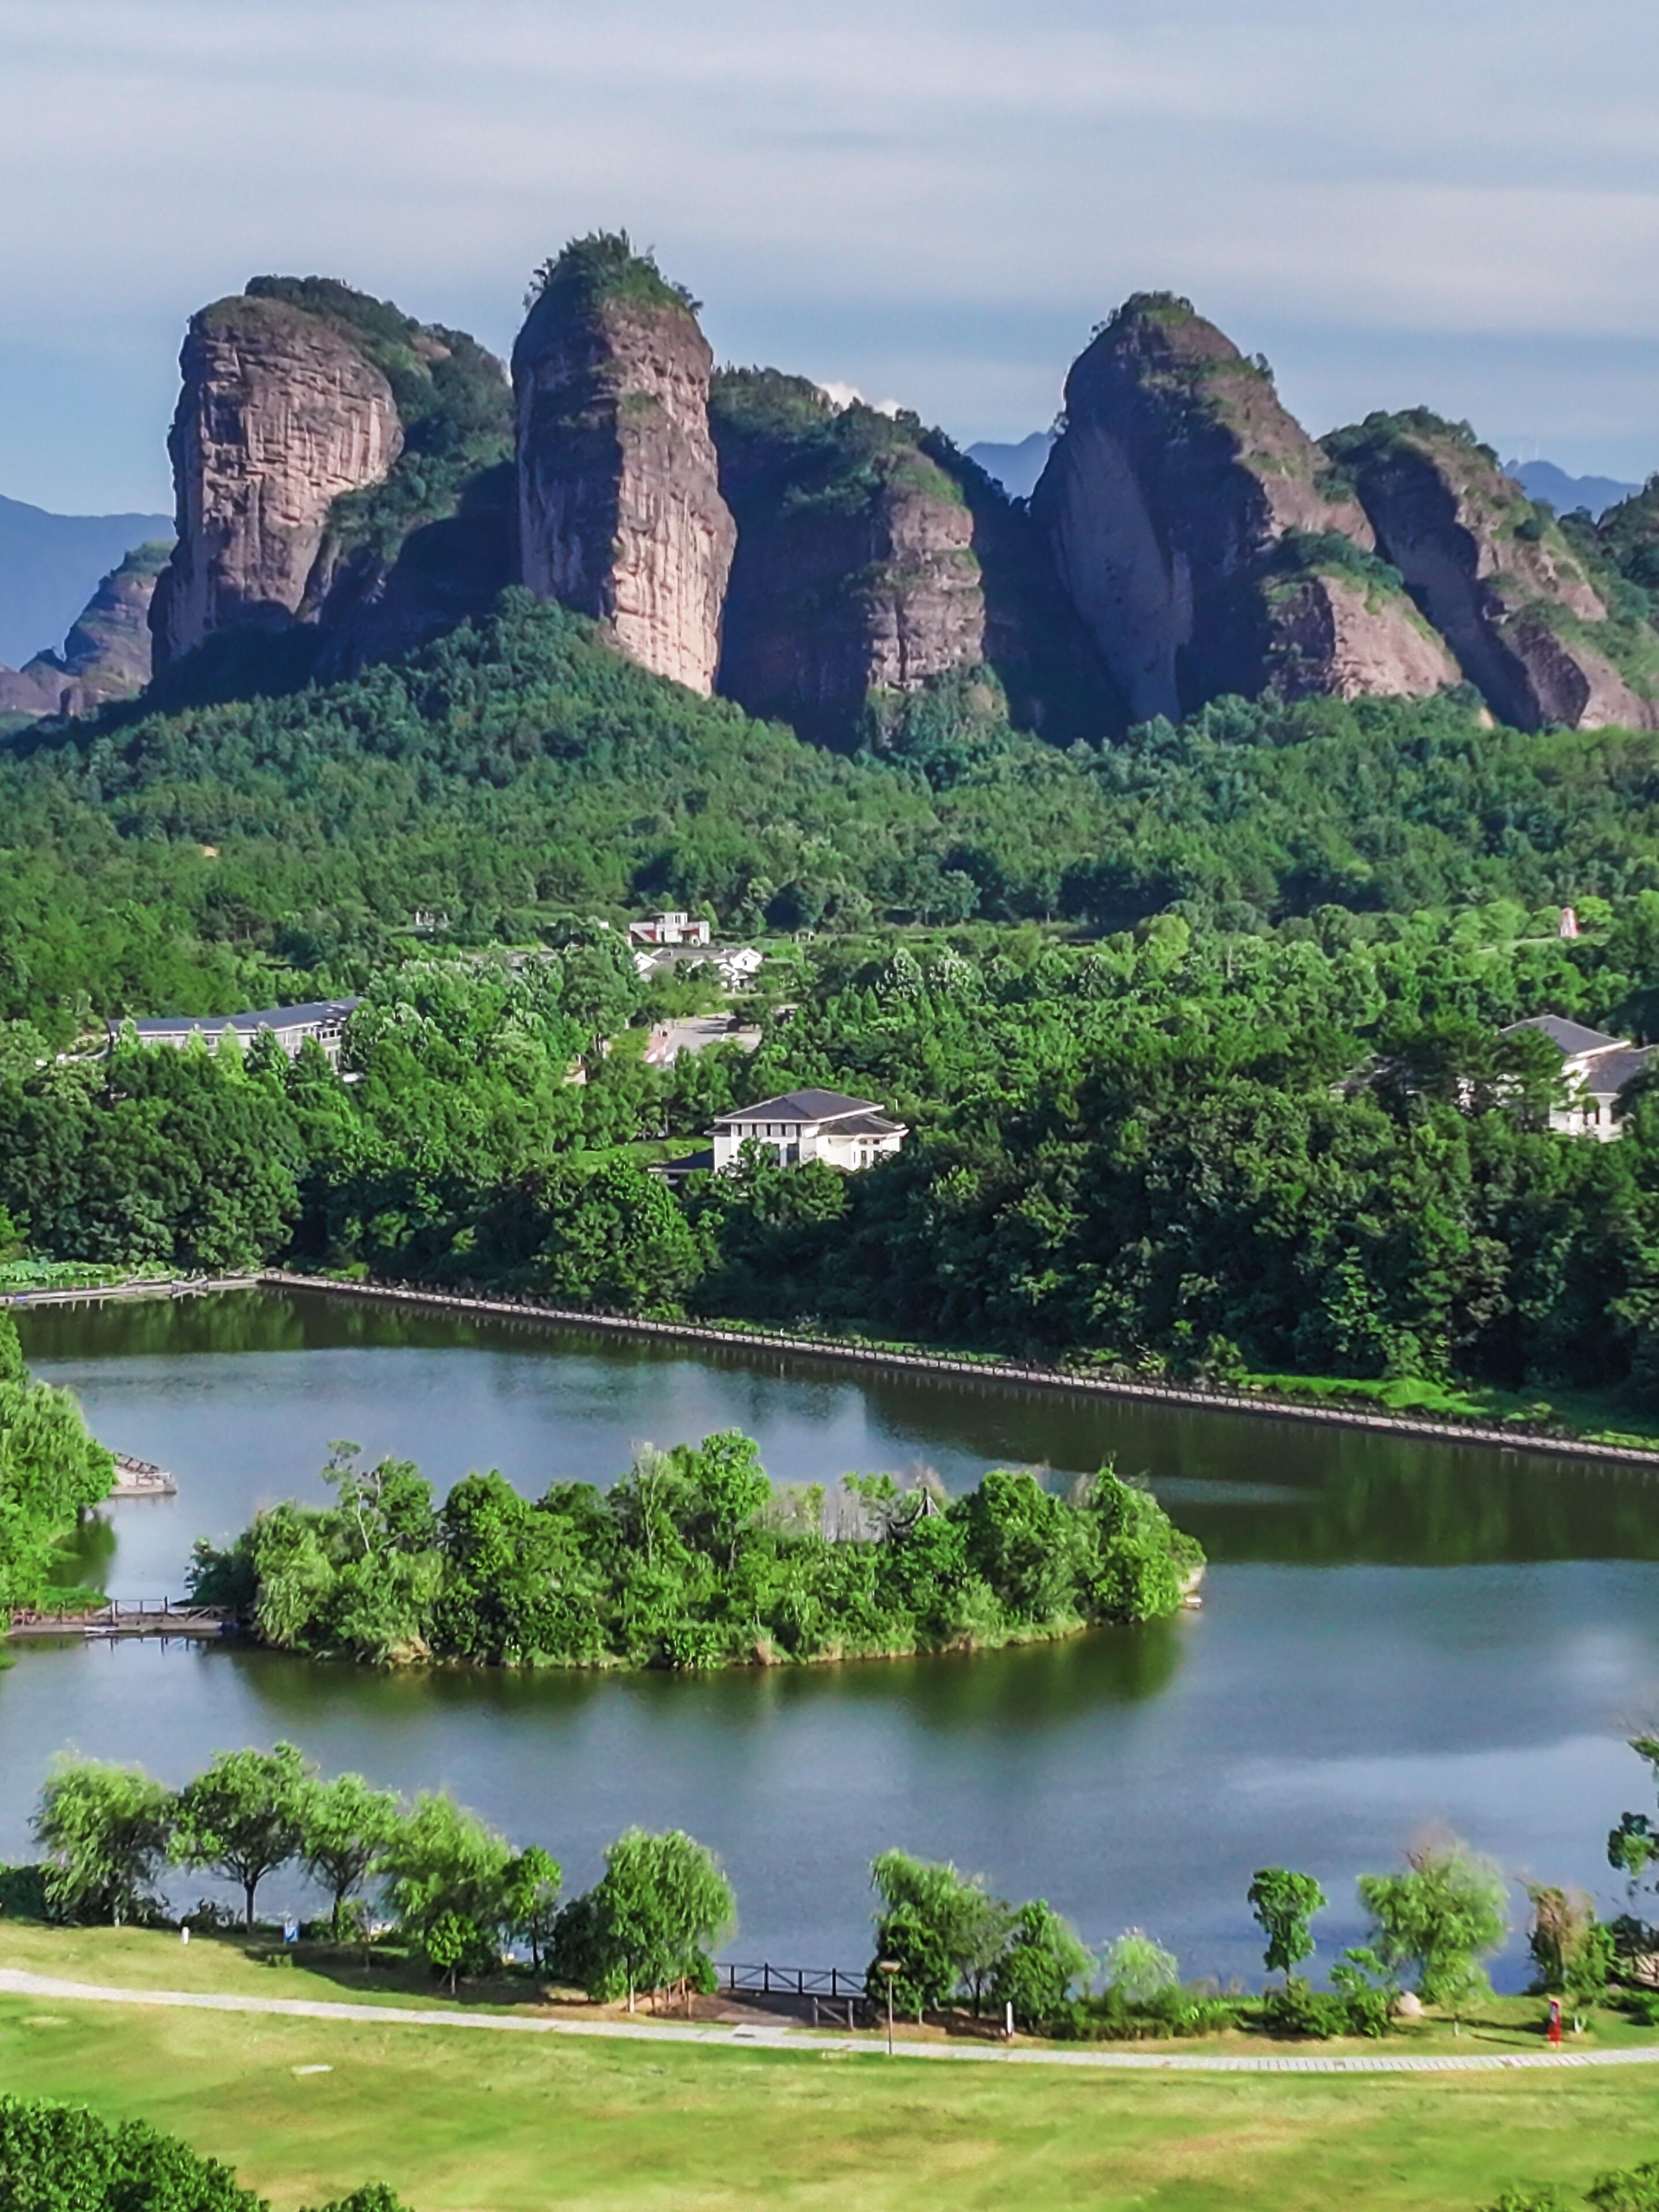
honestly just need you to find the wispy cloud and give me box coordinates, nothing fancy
[1,0,1655,506]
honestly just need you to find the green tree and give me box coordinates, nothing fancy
[377,1791,514,1989]
[501,1845,563,1971]
[171,1743,314,1929]
[552,1828,733,2006]
[867,1850,1009,2020]
[0,1313,114,1610]
[1247,1867,1327,1985]
[1608,1734,1659,1903]
[31,1758,174,1925]
[1586,2164,1659,2211]
[1101,1928,1179,2005]
[1358,1836,1508,2020]
[302,2189,414,2212]
[0,2095,263,2212]
[988,1900,1092,2030]
[1526,1885,1615,2001]
[299,1772,402,1937]
[674,1430,771,1570]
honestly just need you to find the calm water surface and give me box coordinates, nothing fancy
[5,1287,1658,1986]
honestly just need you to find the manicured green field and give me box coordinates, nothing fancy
[2,1927,1656,2210]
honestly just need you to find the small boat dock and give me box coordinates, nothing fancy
[6,1598,233,1641]
[111,1454,177,1497]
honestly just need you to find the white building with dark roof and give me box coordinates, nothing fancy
[115,998,360,1069]
[711,1089,907,1173]
[1502,1015,1655,1139]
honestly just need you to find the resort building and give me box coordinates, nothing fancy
[115,998,361,1068]
[1501,1015,1655,1139]
[711,1089,907,1173]
[628,911,711,948]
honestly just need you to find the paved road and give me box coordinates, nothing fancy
[643,1017,761,1066]
[4,1968,1657,2075]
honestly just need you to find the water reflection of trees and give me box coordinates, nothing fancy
[32,1287,1657,1571]
[217,1614,1189,1739]
[51,1511,115,1589]
[1173,1454,1659,1566]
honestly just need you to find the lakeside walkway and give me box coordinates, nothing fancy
[2,1966,1655,2075]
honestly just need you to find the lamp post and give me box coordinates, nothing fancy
[877,1959,900,2056]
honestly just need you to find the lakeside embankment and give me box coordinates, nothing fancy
[11,1267,1659,1472]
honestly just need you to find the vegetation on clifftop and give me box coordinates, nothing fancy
[522,231,701,324]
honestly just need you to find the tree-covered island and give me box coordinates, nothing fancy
[187,1432,1203,1668]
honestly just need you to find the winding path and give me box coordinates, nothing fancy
[3,1968,1657,2075]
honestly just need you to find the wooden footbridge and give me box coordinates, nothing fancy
[6,1598,233,1641]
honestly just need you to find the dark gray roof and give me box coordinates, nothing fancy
[119,998,359,1038]
[714,1088,885,1125]
[824,1111,905,1138]
[1503,1015,1626,1056]
[1582,1046,1656,1097]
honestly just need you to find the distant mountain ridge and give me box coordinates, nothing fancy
[1504,459,1642,520]
[966,432,1055,499]
[0,492,172,667]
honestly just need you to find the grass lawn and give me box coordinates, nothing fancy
[3,1928,1657,2210]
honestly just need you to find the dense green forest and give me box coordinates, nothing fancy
[188,1430,1200,1668]
[16,588,1659,1402]
[12,896,1659,1403]
[16,593,1659,1032]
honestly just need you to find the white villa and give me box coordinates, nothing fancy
[628,911,710,948]
[1502,1015,1655,1139]
[116,998,360,1069]
[711,1089,907,1173]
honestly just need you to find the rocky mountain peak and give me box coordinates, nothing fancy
[511,233,735,695]
[1325,411,1656,731]
[150,290,404,669]
[148,277,512,685]
[1031,295,1450,721]
[709,370,1115,747]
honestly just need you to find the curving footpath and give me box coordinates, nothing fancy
[3,1967,1658,2075]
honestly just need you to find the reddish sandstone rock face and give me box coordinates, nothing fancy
[151,295,402,669]
[0,660,65,717]
[55,540,170,701]
[709,369,1114,746]
[1325,413,1656,731]
[1033,294,1449,720]
[512,241,735,695]
[1265,571,1459,703]
[711,383,986,735]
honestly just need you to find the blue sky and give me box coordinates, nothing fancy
[2,0,1656,512]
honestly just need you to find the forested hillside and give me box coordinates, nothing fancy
[11,593,1659,1030]
[9,896,1659,1412]
[11,579,1659,1409]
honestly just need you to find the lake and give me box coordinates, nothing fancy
[5,1286,1657,1988]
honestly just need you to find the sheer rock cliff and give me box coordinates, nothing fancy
[1032,295,1455,720]
[512,246,735,695]
[710,370,1115,746]
[150,295,403,669]
[1327,413,1657,731]
[0,541,171,718]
